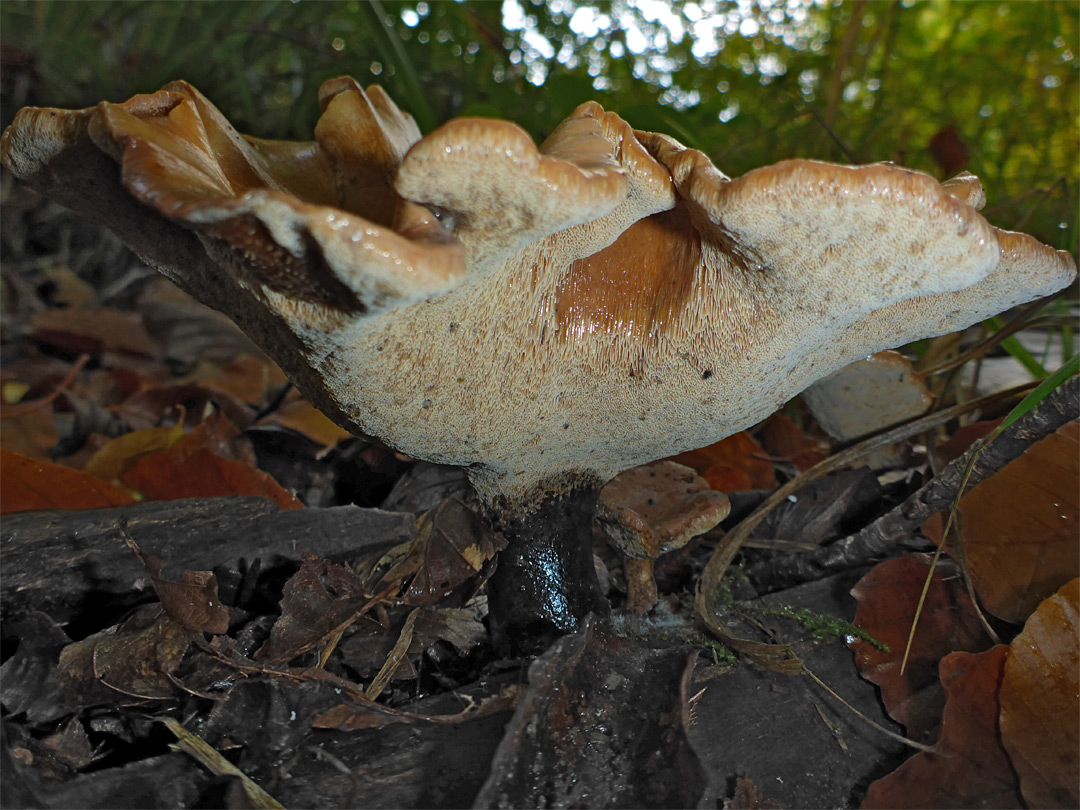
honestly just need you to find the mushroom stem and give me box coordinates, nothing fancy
[484,488,610,654]
[624,558,660,614]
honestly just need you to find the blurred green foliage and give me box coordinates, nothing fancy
[2,0,1076,253]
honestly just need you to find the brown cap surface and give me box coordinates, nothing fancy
[597,461,731,560]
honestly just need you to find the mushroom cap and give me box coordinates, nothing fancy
[596,461,731,560]
[2,79,1075,512]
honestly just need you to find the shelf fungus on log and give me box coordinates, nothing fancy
[3,78,1075,650]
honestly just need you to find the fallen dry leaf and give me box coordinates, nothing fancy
[670,431,776,491]
[411,603,488,654]
[0,406,60,460]
[83,423,184,484]
[57,605,192,707]
[30,308,158,358]
[0,448,136,514]
[41,717,94,770]
[255,556,376,664]
[934,418,1002,466]
[861,645,1023,809]
[760,413,828,472]
[125,536,230,635]
[999,578,1079,809]
[848,553,987,741]
[923,421,1079,623]
[186,353,287,406]
[122,433,302,510]
[171,409,256,464]
[116,383,254,432]
[379,499,506,606]
[260,394,352,448]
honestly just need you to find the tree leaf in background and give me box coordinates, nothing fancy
[123,446,302,510]
[83,423,184,485]
[30,308,159,359]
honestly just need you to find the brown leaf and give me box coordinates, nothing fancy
[123,445,302,510]
[313,682,524,731]
[124,535,230,634]
[261,394,352,447]
[171,408,256,464]
[256,556,375,664]
[411,604,488,654]
[57,606,192,706]
[935,418,1002,467]
[116,383,254,432]
[861,645,1023,809]
[671,432,776,490]
[380,499,505,606]
[848,553,987,740]
[923,421,1079,623]
[308,700,409,731]
[41,717,94,770]
[83,423,184,484]
[701,465,753,492]
[999,578,1079,809]
[730,776,783,810]
[187,353,287,406]
[0,406,60,460]
[0,448,136,514]
[760,413,828,471]
[30,308,158,358]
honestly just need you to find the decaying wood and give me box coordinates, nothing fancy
[1,497,417,623]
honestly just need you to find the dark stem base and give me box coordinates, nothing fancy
[485,488,611,655]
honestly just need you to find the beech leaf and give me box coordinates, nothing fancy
[923,421,1079,623]
[0,448,135,514]
[861,645,1023,809]
[999,578,1079,809]
[848,553,987,741]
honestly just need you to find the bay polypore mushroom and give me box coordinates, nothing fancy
[2,78,1074,648]
[597,461,731,613]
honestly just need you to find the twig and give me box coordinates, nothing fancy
[743,375,1078,591]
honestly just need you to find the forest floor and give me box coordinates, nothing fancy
[1,183,1077,809]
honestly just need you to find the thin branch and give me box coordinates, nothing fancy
[744,375,1078,591]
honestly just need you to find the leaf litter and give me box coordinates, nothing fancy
[1,181,1076,808]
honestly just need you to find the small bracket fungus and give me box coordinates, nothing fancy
[2,78,1074,648]
[597,461,730,613]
